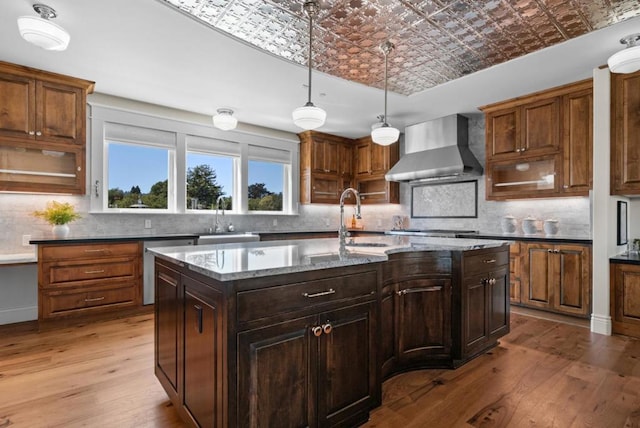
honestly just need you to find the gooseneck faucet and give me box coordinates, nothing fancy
[339,187,361,256]
[214,195,225,233]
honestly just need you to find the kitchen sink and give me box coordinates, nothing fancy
[197,233,260,245]
[345,242,388,247]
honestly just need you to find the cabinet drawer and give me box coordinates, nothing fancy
[237,270,377,323]
[383,252,452,281]
[43,257,137,287]
[41,283,138,318]
[464,249,509,276]
[41,242,140,261]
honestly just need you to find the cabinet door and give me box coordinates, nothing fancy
[486,107,520,157]
[339,142,353,177]
[522,244,554,309]
[463,272,489,354]
[0,72,35,139]
[396,278,452,362]
[562,88,592,194]
[36,80,84,145]
[318,302,378,427]
[522,97,560,155]
[611,263,640,338]
[611,72,640,195]
[154,262,180,395]
[489,266,510,337]
[310,174,341,204]
[355,142,371,176]
[312,138,339,174]
[509,243,521,304]
[370,143,388,174]
[554,245,590,317]
[380,285,396,379]
[237,316,317,428]
[183,276,224,428]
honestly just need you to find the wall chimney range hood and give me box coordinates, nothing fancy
[385,114,483,184]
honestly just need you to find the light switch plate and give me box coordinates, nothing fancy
[22,234,31,246]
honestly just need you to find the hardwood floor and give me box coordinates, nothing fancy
[1,311,639,427]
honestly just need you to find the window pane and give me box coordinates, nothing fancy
[187,152,233,210]
[107,142,169,209]
[248,160,283,211]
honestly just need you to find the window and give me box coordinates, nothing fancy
[247,145,290,213]
[186,152,234,210]
[90,105,298,214]
[108,143,170,209]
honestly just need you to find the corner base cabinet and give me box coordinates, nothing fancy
[611,262,640,339]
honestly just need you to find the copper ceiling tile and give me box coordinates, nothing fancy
[160,0,640,95]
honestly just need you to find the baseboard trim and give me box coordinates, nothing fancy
[590,313,612,336]
[0,306,37,325]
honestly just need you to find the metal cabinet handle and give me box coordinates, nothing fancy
[322,323,332,335]
[194,305,203,334]
[84,269,105,274]
[84,296,105,302]
[483,259,496,264]
[303,288,335,298]
[396,286,442,296]
[84,249,107,253]
[311,326,323,337]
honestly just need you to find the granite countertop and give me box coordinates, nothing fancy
[148,235,510,282]
[610,253,640,265]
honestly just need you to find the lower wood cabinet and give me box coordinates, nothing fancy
[610,262,640,339]
[509,242,522,304]
[521,242,591,317]
[238,301,377,428]
[38,241,142,320]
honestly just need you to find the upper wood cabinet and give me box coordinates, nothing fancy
[353,135,399,204]
[299,131,398,204]
[611,70,640,195]
[481,79,592,200]
[0,61,94,194]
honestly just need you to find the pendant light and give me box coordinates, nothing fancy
[17,4,70,51]
[371,41,399,146]
[292,0,326,130]
[608,34,640,74]
[213,108,237,131]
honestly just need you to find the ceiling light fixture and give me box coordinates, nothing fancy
[371,41,400,146]
[292,0,326,130]
[608,33,640,74]
[17,3,70,51]
[213,108,238,131]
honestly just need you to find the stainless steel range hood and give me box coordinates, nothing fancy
[385,114,483,183]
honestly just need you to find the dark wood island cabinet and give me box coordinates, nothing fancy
[152,238,509,427]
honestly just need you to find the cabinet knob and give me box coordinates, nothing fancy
[515,148,521,153]
[521,147,526,152]
[322,323,332,335]
[36,131,42,136]
[28,131,35,135]
[311,326,323,337]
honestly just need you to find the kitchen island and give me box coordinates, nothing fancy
[149,235,510,428]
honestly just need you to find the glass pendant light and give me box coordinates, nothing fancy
[292,0,326,130]
[371,41,399,146]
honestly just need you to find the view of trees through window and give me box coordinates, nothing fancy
[107,144,283,211]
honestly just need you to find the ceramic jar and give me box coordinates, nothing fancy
[501,215,517,234]
[522,216,538,235]
[543,219,559,235]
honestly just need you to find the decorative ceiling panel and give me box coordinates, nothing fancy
[161,0,640,95]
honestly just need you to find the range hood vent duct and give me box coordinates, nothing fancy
[385,114,483,184]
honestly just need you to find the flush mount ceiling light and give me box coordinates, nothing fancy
[213,108,238,131]
[17,3,70,51]
[292,0,326,130]
[608,33,640,74]
[371,41,400,146]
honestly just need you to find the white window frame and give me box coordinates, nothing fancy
[88,103,299,215]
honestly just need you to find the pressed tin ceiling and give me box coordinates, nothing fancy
[164,0,640,96]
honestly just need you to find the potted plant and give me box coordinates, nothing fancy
[33,201,82,238]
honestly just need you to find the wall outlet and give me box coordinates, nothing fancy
[22,234,32,246]
[377,219,383,228]
[272,219,278,226]
[144,219,152,229]
[325,218,330,227]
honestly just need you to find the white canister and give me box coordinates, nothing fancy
[501,215,517,234]
[543,219,559,235]
[522,216,537,235]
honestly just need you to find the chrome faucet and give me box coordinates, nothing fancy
[214,195,225,233]
[339,187,361,256]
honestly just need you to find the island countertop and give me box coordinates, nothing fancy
[148,235,510,281]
